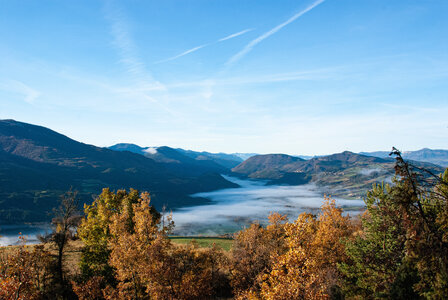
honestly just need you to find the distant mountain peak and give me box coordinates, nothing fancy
[362,148,448,168]
[232,153,304,179]
[0,120,237,223]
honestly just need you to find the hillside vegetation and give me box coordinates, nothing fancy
[1,119,446,224]
[0,120,237,223]
[1,153,448,299]
[232,151,444,199]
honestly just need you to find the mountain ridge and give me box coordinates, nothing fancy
[360,148,448,168]
[109,143,249,169]
[0,120,237,223]
[1,119,447,223]
[232,151,444,198]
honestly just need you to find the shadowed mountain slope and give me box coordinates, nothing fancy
[232,154,305,179]
[109,143,244,170]
[109,143,231,176]
[0,120,237,223]
[175,148,244,169]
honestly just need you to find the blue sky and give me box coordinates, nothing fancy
[1,0,447,155]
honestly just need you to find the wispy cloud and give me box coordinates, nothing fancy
[103,0,165,91]
[226,0,325,66]
[0,80,40,103]
[164,66,342,89]
[156,28,253,64]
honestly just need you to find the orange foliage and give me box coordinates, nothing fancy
[105,192,229,299]
[0,241,52,300]
[71,276,105,300]
[230,212,288,297]
[259,199,355,299]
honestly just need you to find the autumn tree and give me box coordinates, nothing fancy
[100,191,230,299]
[0,237,53,299]
[1,190,82,299]
[77,188,149,283]
[230,213,288,298]
[104,192,164,298]
[258,199,355,300]
[71,276,105,300]
[76,189,231,299]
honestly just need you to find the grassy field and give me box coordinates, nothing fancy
[0,239,84,276]
[0,236,234,277]
[169,236,234,251]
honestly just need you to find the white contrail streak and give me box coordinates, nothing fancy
[218,28,254,42]
[156,28,253,64]
[226,0,325,66]
[155,44,208,64]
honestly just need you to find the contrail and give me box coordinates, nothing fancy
[155,44,209,64]
[156,28,253,64]
[226,0,325,66]
[218,28,254,42]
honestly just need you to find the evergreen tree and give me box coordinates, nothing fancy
[340,148,448,299]
[339,182,420,299]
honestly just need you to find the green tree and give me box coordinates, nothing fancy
[339,182,419,299]
[340,148,448,299]
[78,188,156,283]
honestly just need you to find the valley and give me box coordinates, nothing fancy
[172,175,365,236]
[1,175,366,245]
[1,119,447,246]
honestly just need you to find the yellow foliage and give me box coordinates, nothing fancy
[106,193,228,299]
[230,213,288,296]
[0,244,53,300]
[258,199,354,299]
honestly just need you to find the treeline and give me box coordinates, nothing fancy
[1,151,448,299]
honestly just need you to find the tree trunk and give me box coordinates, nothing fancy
[57,237,66,283]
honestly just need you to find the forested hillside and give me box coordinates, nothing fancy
[2,119,445,223]
[109,143,240,174]
[1,153,447,299]
[0,120,237,223]
[232,151,444,198]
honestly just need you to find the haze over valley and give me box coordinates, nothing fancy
[1,2,448,298]
[1,119,446,245]
[172,175,365,236]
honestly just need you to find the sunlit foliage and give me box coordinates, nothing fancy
[75,189,231,299]
[3,151,447,299]
[0,238,53,300]
[104,192,230,299]
[258,199,354,299]
[77,188,149,283]
[230,213,288,297]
